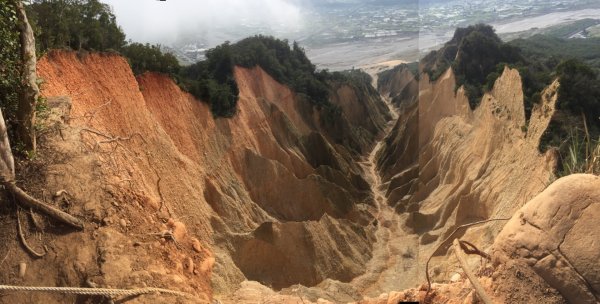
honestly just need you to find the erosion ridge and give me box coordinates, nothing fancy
[356,62,599,303]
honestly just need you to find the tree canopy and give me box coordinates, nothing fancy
[179,35,341,117]
[26,0,126,52]
[120,43,180,76]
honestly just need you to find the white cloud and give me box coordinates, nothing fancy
[102,0,305,45]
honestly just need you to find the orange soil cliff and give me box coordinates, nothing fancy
[0,50,391,303]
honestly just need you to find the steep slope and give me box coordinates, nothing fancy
[300,64,562,303]
[209,63,567,304]
[0,50,392,303]
[375,64,419,207]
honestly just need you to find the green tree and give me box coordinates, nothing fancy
[120,43,180,75]
[556,59,600,126]
[26,0,126,52]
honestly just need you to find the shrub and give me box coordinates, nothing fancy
[555,59,600,126]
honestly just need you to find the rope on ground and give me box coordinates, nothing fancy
[452,239,493,304]
[0,284,194,299]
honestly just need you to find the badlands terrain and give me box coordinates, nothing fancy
[0,29,599,304]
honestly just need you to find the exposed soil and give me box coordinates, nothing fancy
[1,50,598,304]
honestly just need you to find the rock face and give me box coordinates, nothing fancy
[407,67,558,237]
[0,50,393,303]
[368,65,561,290]
[493,174,600,303]
[221,65,570,302]
[375,64,419,207]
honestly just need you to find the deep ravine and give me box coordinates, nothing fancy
[349,93,421,297]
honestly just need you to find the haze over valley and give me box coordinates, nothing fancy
[104,0,600,69]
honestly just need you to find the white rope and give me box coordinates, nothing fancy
[0,284,194,298]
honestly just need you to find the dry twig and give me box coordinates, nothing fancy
[148,230,180,249]
[80,127,144,151]
[424,217,511,296]
[453,239,493,304]
[0,249,10,267]
[458,240,491,260]
[16,207,47,258]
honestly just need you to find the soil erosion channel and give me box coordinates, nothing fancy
[351,92,420,297]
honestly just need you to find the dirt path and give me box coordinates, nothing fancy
[349,93,421,297]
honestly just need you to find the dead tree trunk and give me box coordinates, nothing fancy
[15,0,40,152]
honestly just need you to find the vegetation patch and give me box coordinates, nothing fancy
[0,0,23,144]
[421,24,522,109]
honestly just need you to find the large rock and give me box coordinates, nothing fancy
[493,174,600,303]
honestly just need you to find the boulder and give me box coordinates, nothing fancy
[493,174,600,303]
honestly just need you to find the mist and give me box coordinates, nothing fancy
[102,0,308,45]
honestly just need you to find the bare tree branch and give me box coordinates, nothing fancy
[453,239,493,304]
[17,207,47,258]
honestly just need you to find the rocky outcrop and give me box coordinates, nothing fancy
[493,174,600,304]
[233,215,374,290]
[377,64,418,108]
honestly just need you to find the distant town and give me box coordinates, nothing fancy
[170,0,600,66]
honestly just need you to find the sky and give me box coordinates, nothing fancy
[102,0,309,45]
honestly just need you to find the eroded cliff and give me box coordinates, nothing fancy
[0,50,393,303]
[2,47,597,304]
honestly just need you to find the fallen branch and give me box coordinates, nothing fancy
[424,217,511,296]
[453,239,493,304]
[459,240,491,260]
[4,181,84,229]
[0,108,84,230]
[16,207,47,258]
[80,128,145,154]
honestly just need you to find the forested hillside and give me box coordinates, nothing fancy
[17,0,378,119]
